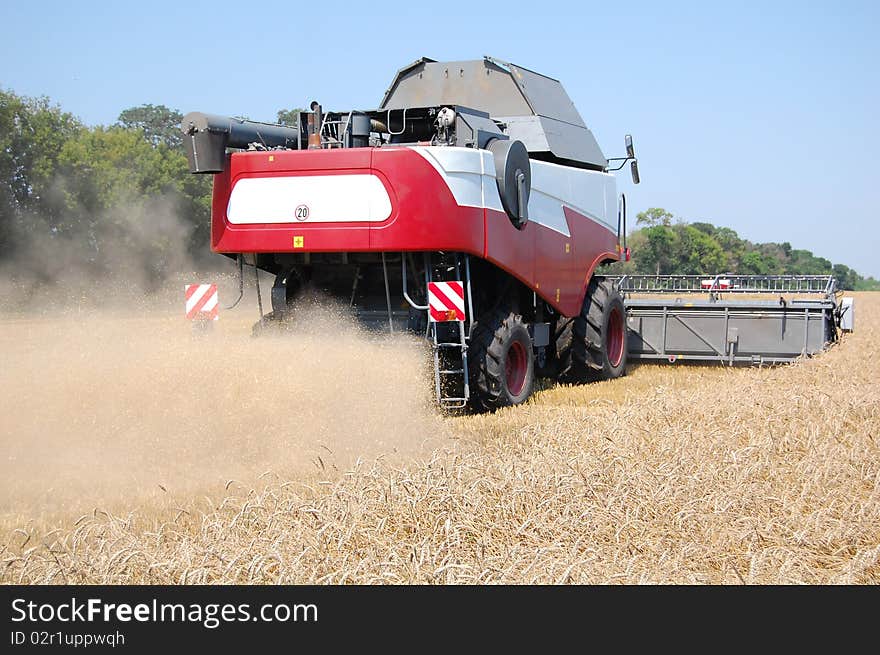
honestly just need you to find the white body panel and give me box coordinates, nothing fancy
[409,146,617,238]
[410,146,505,213]
[227,174,392,224]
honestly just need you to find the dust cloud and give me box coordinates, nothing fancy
[0,194,446,524]
[0,277,445,522]
[0,192,212,312]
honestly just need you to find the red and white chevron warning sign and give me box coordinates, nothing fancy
[185,283,219,321]
[427,281,465,322]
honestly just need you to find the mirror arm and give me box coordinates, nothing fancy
[605,157,632,171]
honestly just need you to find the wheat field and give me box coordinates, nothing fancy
[1,292,877,584]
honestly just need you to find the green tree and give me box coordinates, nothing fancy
[276,107,303,127]
[712,226,744,269]
[0,90,82,212]
[674,224,727,274]
[854,276,880,291]
[48,126,207,284]
[739,251,770,275]
[787,249,831,275]
[754,242,782,270]
[832,264,859,290]
[635,225,678,275]
[0,89,83,254]
[58,126,183,207]
[116,104,212,260]
[690,221,716,236]
[636,207,674,227]
[117,104,184,150]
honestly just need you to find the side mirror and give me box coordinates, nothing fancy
[625,134,635,159]
[630,160,640,185]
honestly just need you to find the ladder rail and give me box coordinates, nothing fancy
[427,254,471,409]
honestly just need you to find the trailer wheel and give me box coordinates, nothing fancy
[468,309,535,412]
[556,276,628,383]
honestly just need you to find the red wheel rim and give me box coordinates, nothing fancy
[505,340,528,396]
[607,307,625,368]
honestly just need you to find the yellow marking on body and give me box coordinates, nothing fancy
[293,236,304,248]
[565,243,571,253]
[269,155,275,162]
[556,288,560,302]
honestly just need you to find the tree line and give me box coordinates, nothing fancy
[606,208,879,291]
[1,88,875,291]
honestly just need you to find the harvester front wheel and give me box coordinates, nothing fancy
[555,276,628,383]
[468,309,535,412]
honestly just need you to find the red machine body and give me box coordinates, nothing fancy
[211,146,621,318]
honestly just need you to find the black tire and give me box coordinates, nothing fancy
[555,276,628,383]
[468,308,535,412]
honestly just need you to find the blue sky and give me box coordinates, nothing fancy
[2,0,878,277]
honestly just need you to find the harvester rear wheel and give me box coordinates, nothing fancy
[468,308,535,412]
[555,276,628,383]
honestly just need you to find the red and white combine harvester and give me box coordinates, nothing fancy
[182,57,640,411]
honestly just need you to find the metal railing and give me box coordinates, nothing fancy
[609,274,837,297]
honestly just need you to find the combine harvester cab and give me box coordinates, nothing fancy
[183,57,641,412]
